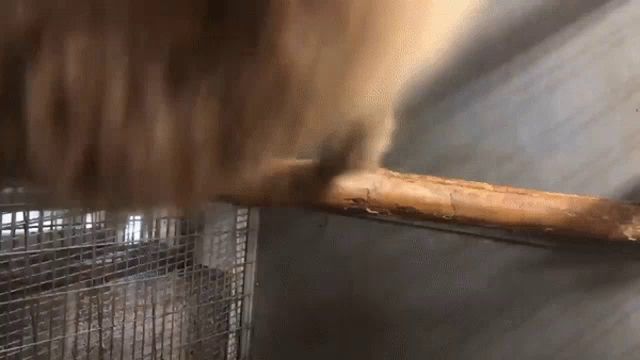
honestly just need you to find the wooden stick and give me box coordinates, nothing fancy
[223,160,640,243]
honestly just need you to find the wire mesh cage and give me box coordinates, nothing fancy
[0,188,258,360]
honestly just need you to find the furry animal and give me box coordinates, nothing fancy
[0,0,484,209]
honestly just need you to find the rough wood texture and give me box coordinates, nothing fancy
[252,2,640,359]
[225,160,640,243]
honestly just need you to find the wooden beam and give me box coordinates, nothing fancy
[223,160,640,243]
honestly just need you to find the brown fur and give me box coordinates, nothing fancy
[0,0,483,209]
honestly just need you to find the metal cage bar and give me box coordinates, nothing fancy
[0,189,257,360]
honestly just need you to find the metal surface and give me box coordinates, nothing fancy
[0,188,257,359]
[253,1,640,359]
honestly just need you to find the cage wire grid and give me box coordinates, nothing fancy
[0,188,258,360]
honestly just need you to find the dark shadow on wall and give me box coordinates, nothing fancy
[251,1,640,359]
[251,207,640,360]
[386,0,630,177]
[400,0,628,120]
[615,178,640,203]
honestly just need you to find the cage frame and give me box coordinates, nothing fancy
[0,191,259,360]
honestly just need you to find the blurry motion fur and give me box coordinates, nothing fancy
[0,0,484,209]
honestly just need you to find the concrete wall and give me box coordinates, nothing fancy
[252,1,640,359]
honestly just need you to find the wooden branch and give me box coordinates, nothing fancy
[223,160,640,243]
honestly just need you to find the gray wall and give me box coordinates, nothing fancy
[252,1,640,359]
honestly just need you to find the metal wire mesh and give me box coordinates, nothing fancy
[0,188,257,360]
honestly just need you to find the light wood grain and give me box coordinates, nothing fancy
[252,1,640,359]
[224,160,640,243]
